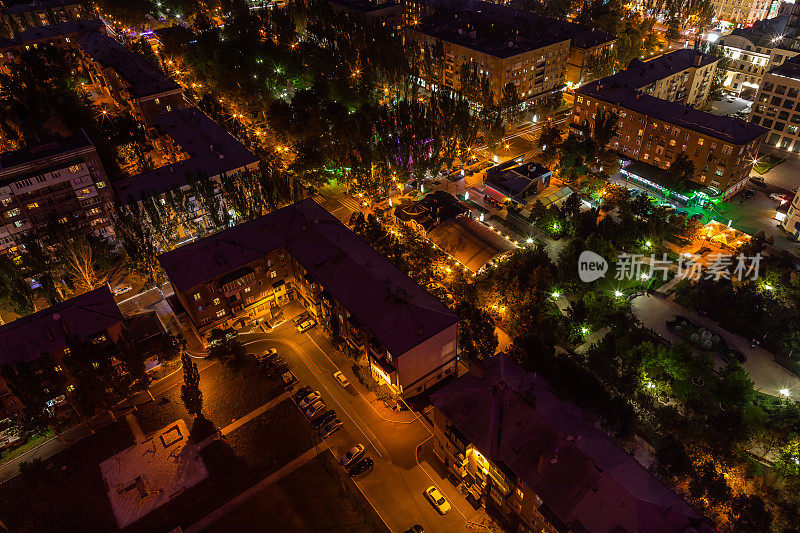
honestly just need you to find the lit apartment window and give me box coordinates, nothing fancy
[698,138,704,145]
[193,293,201,300]
[13,221,23,228]
[66,384,75,392]
[0,198,10,206]
[244,287,251,293]
[5,208,20,217]
[213,298,221,305]
[96,181,106,188]
[54,365,63,372]
[58,217,68,224]
[216,309,226,318]
[27,202,38,209]
[64,347,70,355]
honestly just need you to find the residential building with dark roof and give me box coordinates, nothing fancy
[717,16,800,97]
[0,18,100,74]
[594,49,719,107]
[573,55,768,199]
[455,1,616,86]
[158,198,460,396]
[0,0,87,37]
[0,130,114,256]
[430,354,713,533]
[408,12,570,107]
[76,30,186,126]
[112,107,259,241]
[0,286,124,420]
[329,0,402,29]
[751,53,800,159]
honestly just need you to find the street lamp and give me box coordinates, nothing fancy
[780,388,791,397]
[551,291,560,299]
[614,290,623,298]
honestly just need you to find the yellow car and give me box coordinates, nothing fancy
[424,486,451,514]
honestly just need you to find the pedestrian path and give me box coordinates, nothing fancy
[196,391,291,450]
[184,446,323,533]
[124,413,145,443]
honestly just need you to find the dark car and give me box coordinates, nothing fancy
[742,189,756,199]
[319,418,343,438]
[405,526,424,533]
[311,410,337,430]
[750,176,768,188]
[349,457,374,477]
[292,386,313,403]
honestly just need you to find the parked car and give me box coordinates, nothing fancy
[303,400,326,419]
[424,486,451,514]
[298,391,321,409]
[770,192,792,203]
[340,444,365,468]
[255,347,278,363]
[292,312,310,326]
[311,410,337,430]
[113,284,133,295]
[750,176,768,188]
[405,526,424,533]
[349,457,374,477]
[292,386,313,403]
[726,95,737,102]
[297,318,317,333]
[742,189,756,199]
[319,418,343,438]
[334,371,350,388]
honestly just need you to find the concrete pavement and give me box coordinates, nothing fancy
[631,295,800,397]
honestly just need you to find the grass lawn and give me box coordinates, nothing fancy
[204,452,379,533]
[0,429,54,464]
[591,265,674,294]
[753,154,784,174]
[0,421,134,533]
[126,399,320,532]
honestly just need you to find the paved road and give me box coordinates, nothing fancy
[237,322,495,533]
[631,295,800,398]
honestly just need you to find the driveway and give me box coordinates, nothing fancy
[632,295,800,397]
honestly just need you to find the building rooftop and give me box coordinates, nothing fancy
[768,52,800,79]
[2,0,82,15]
[603,49,718,92]
[158,199,459,357]
[394,190,469,232]
[77,31,180,98]
[112,108,258,204]
[428,216,516,272]
[0,286,123,367]
[722,16,797,51]
[485,160,551,203]
[0,130,92,175]
[578,82,767,145]
[430,354,709,533]
[8,18,100,45]
[415,17,566,59]
[328,0,400,13]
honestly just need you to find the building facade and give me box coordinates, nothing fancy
[0,131,114,255]
[711,0,776,26]
[573,58,767,198]
[0,287,124,421]
[750,54,800,157]
[780,187,800,236]
[431,355,713,533]
[158,199,460,397]
[0,0,87,37]
[717,17,800,96]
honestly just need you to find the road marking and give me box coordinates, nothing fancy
[267,338,386,459]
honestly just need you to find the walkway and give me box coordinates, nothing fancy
[196,392,291,450]
[632,295,800,397]
[184,446,323,533]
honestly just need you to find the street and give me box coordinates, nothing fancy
[236,321,497,533]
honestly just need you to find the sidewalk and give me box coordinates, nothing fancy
[632,296,800,397]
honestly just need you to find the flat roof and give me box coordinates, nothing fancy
[158,199,459,357]
[604,49,718,92]
[2,0,81,15]
[77,31,179,98]
[427,216,516,272]
[329,0,400,13]
[431,354,708,532]
[112,108,258,204]
[722,16,794,50]
[577,82,767,145]
[0,130,92,174]
[0,286,123,367]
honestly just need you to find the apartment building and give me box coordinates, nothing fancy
[574,68,767,198]
[329,0,402,29]
[410,16,570,107]
[0,18,100,74]
[158,199,460,397]
[112,107,259,241]
[750,54,800,157]
[717,16,800,96]
[711,0,776,25]
[76,30,186,127]
[431,354,713,533]
[0,286,124,421]
[457,2,616,87]
[780,187,800,236]
[0,131,114,255]
[0,0,87,37]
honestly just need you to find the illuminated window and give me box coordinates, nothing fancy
[66,384,75,392]
[516,487,524,499]
[13,221,22,228]
[244,287,251,293]
[193,293,201,300]
[54,365,63,372]
[64,347,70,355]
[698,138,704,145]
[96,181,106,188]
[216,309,226,318]
[213,298,221,305]
[5,208,20,217]
[58,217,68,224]
[27,202,38,209]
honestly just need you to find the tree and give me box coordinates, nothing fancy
[592,110,619,148]
[663,152,695,191]
[61,236,107,295]
[180,347,203,418]
[500,82,524,125]
[207,328,246,364]
[456,300,499,362]
[2,358,68,445]
[715,360,754,409]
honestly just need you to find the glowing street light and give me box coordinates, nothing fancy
[614,290,623,298]
[780,388,791,397]
[551,291,560,299]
